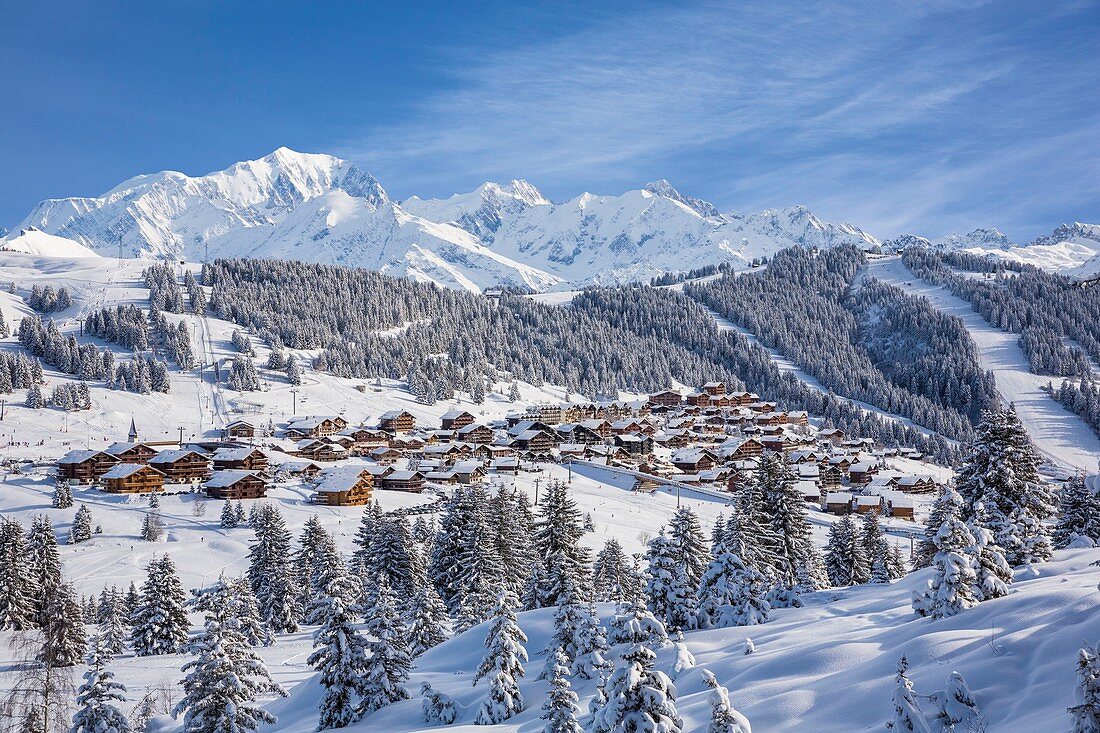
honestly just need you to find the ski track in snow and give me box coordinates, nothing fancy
[867,255,1100,474]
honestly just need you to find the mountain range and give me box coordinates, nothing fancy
[3,147,1097,291]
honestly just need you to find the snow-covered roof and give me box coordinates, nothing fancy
[102,463,160,480]
[204,470,261,488]
[825,492,853,503]
[58,449,112,464]
[315,467,368,493]
[212,447,265,461]
[150,449,209,464]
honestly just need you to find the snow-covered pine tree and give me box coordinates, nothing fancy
[432,486,502,630]
[71,505,93,544]
[174,582,286,733]
[488,485,536,598]
[966,502,1013,602]
[644,529,677,627]
[130,555,189,656]
[606,599,669,648]
[667,507,709,593]
[139,500,165,542]
[912,489,978,619]
[590,636,682,733]
[361,578,412,715]
[1054,474,1100,549]
[570,603,611,680]
[823,516,866,587]
[700,669,751,733]
[28,514,62,625]
[508,382,521,402]
[0,518,37,630]
[71,634,131,733]
[914,486,953,569]
[219,500,238,529]
[420,682,458,725]
[406,582,450,658]
[1069,641,1100,733]
[593,538,640,604]
[246,504,300,633]
[98,590,129,658]
[529,480,591,609]
[861,512,894,584]
[955,405,1054,566]
[889,656,932,733]
[286,357,302,385]
[53,481,73,509]
[541,648,583,733]
[935,670,980,730]
[43,581,86,667]
[473,592,528,725]
[309,565,372,729]
[696,544,770,629]
[757,452,813,587]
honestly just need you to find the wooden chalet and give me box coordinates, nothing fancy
[380,470,426,493]
[281,460,323,478]
[848,461,879,485]
[613,433,653,456]
[670,448,718,473]
[490,457,520,474]
[890,475,938,494]
[212,447,268,472]
[56,450,119,484]
[440,410,475,431]
[455,423,494,445]
[148,449,213,484]
[823,491,854,515]
[379,410,416,433]
[105,442,158,464]
[223,419,257,439]
[510,429,557,454]
[285,415,347,439]
[648,390,683,408]
[100,463,165,494]
[311,467,374,506]
[204,470,267,500]
[579,419,612,438]
[555,423,604,445]
[295,439,348,462]
[854,495,884,515]
[887,495,916,521]
[731,438,765,459]
[369,446,403,465]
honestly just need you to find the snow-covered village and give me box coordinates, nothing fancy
[3,3,1100,733]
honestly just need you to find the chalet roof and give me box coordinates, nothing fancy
[286,416,340,429]
[149,449,209,465]
[515,429,550,441]
[452,460,486,473]
[359,464,394,477]
[456,423,489,435]
[282,460,322,473]
[204,470,261,488]
[58,449,113,464]
[102,463,161,480]
[315,467,368,493]
[226,419,255,428]
[370,446,400,456]
[380,410,414,420]
[579,419,609,429]
[105,442,154,456]
[490,457,520,467]
[795,480,820,496]
[855,495,883,506]
[212,447,265,461]
[385,470,424,481]
[441,409,473,420]
[850,462,878,472]
[889,496,917,509]
[825,491,854,503]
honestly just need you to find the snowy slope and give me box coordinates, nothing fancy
[868,255,1100,473]
[0,227,100,258]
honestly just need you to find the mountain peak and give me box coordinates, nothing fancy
[643,179,719,218]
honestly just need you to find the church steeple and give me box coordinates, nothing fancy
[128,417,138,443]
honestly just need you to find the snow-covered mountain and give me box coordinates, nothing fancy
[12,148,881,292]
[0,227,100,258]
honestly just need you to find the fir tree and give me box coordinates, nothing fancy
[936,670,980,730]
[246,505,300,633]
[590,637,682,733]
[27,515,62,626]
[606,600,669,648]
[889,656,932,733]
[570,603,611,680]
[967,503,1013,602]
[593,538,640,603]
[913,489,978,620]
[420,683,457,725]
[0,518,37,630]
[174,584,286,733]
[130,555,189,656]
[1054,474,1100,549]
[541,648,583,733]
[285,358,302,385]
[361,578,412,715]
[309,566,372,729]
[43,582,86,667]
[915,487,953,570]
[644,530,678,628]
[696,546,770,629]
[529,480,591,609]
[219,499,238,529]
[861,512,894,584]
[98,591,129,658]
[406,583,450,658]
[71,505,93,544]
[53,481,73,509]
[701,669,751,733]
[488,486,536,598]
[71,634,131,733]
[823,516,867,587]
[473,592,528,725]
[1070,641,1100,733]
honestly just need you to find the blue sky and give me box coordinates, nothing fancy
[2,0,1097,240]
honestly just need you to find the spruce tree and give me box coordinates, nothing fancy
[540,648,583,733]
[912,489,978,620]
[71,505,93,544]
[406,583,450,658]
[644,530,677,627]
[361,578,412,714]
[246,505,300,633]
[98,590,129,658]
[529,480,591,609]
[219,500,238,529]
[27,515,62,625]
[696,545,770,629]
[41,581,86,668]
[0,518,37,630]
[175,584,286,733]
[757,452,813,586]
[488,486,536,598]
[309,566,372,729]
[71,634,131,733]
[130,555,189,656]
[473,592,528,725]
[590,636,682,733]
[889,656,932,733]
[570,603,611,680]
[1054,474,1100,549]
[53,481,73,509]
[593,538,640,604]
[915,487,953,569]
[606,600,669,648]
[1070,642,1100,733]
[861,512,894,584]
[936,670,980,730]
[701,669,751,733]
[967,503,1013,602]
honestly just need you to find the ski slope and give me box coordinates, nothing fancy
[867,255,1100,474]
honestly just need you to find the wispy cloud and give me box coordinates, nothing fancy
[338,0,1100,240]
